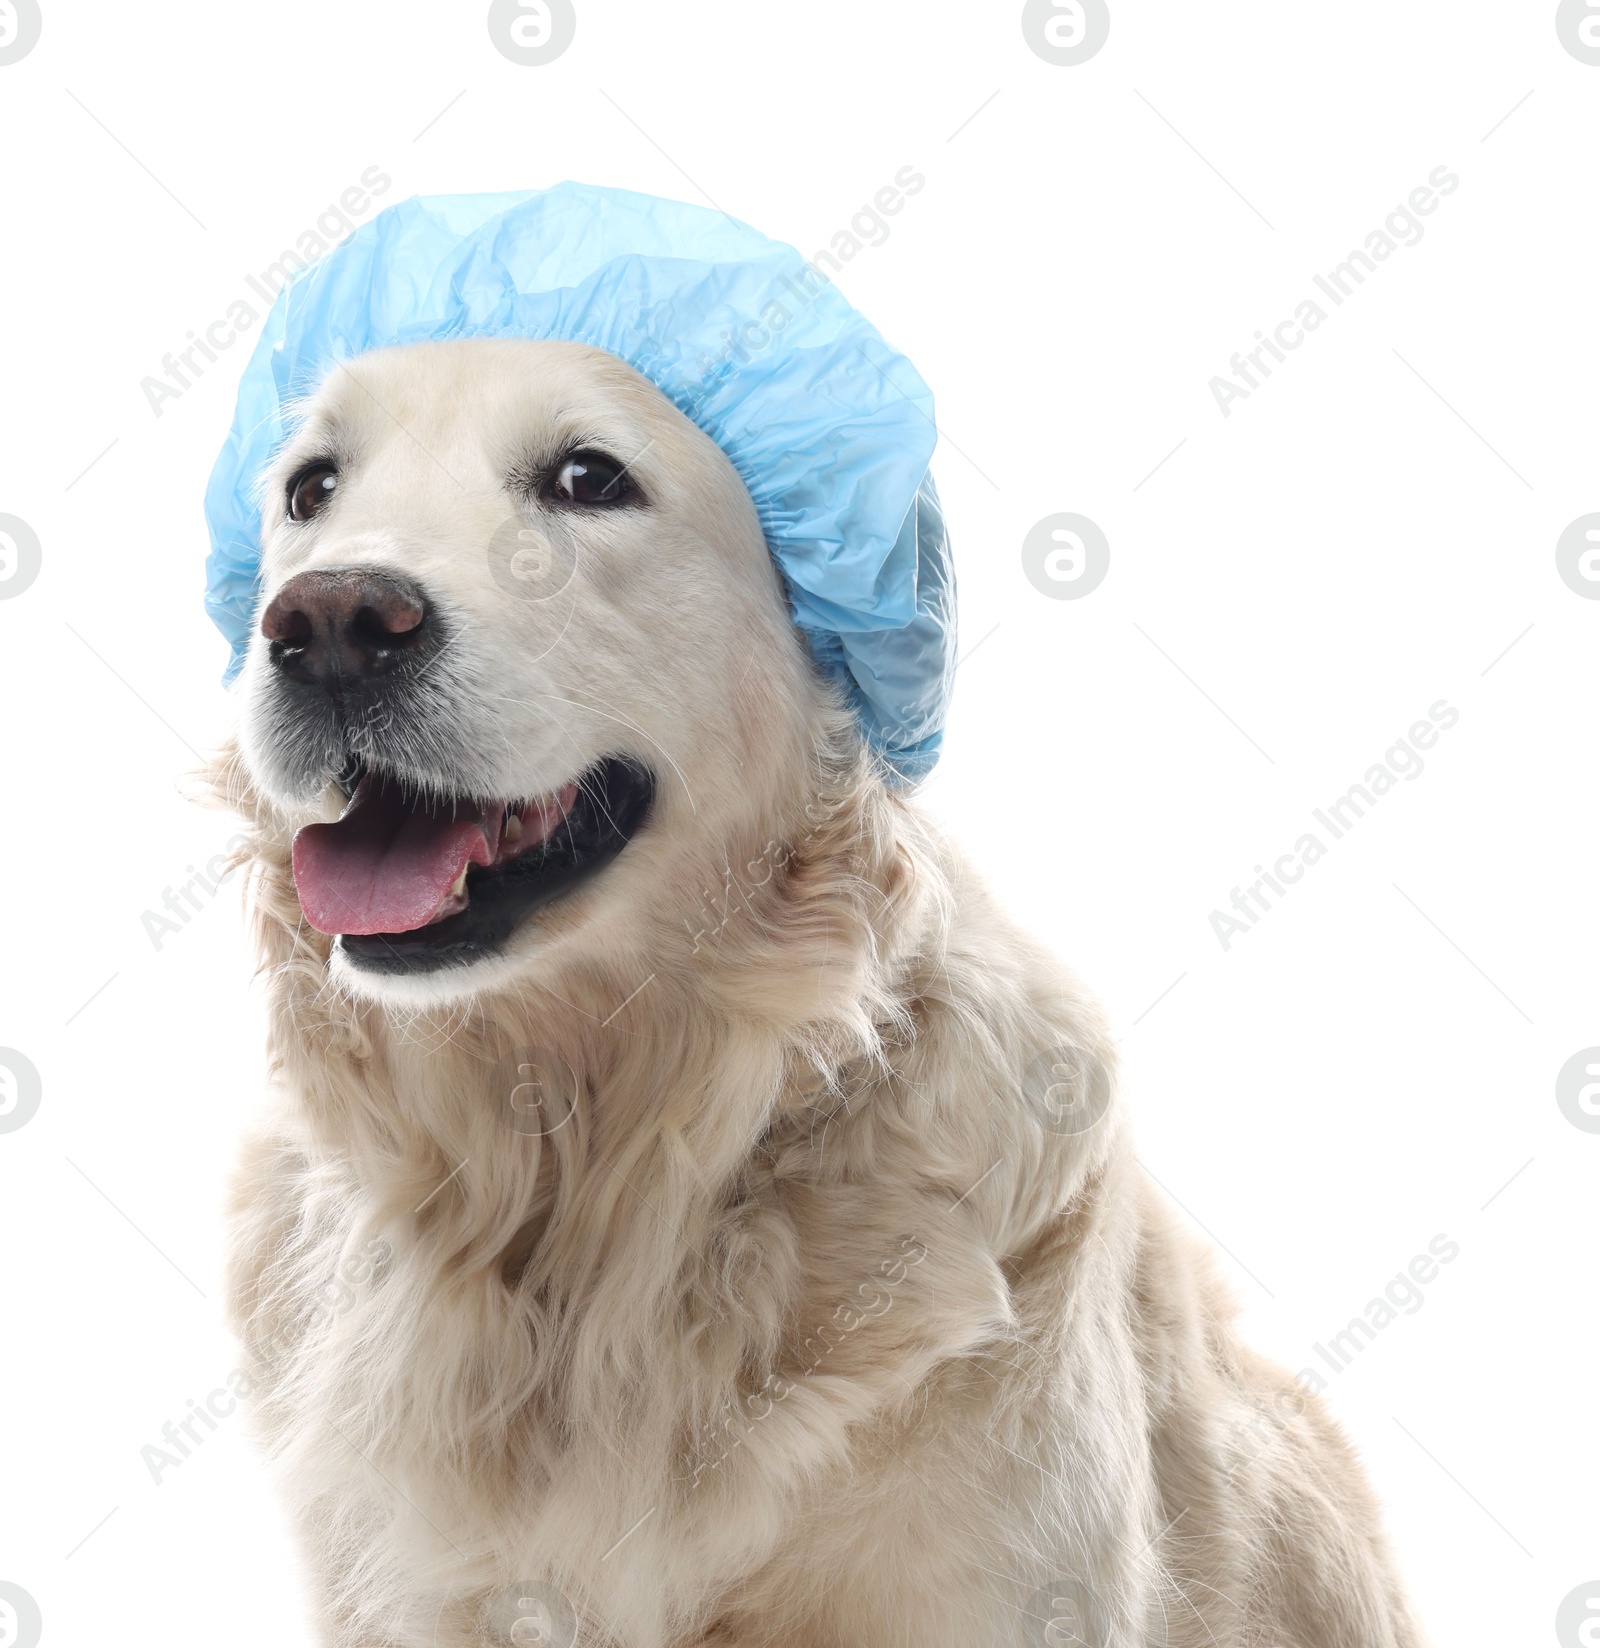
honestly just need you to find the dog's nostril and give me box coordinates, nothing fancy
[351,596,424,641]
[264,605,315,646]
[261,567,433,687]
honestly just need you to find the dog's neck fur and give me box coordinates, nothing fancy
[217,740,996,1624]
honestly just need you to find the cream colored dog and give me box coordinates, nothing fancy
[212,337,1424,1647]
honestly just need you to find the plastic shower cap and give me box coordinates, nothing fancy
[203,183,957,782]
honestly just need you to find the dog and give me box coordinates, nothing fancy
[210,335,1424,1646]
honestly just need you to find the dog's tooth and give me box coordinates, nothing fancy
[450,867,468,899]
[504,813,523,843]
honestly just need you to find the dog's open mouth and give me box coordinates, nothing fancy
[292,756,654,973]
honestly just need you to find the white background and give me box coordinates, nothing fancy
[0,3,1595,1644]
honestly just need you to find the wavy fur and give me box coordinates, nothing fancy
[213,339,1422,1647]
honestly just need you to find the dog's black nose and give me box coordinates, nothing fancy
[261,568,433,688]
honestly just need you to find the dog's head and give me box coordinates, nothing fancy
[234,337,848,1006]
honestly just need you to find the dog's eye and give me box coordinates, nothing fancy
[548,450,632,506]
[288,463,339,522]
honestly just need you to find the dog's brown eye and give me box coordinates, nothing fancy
[549,451,632,505]
[288,463,339,522]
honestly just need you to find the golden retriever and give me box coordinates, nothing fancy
[209,336,1424,1646]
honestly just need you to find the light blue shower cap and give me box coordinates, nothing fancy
[203,183,956,782]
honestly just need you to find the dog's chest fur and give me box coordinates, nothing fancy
[227,958,1056,1643]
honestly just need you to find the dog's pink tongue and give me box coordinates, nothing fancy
[293,775,500,936]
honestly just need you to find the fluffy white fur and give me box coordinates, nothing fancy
[211,338,1424,1646]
